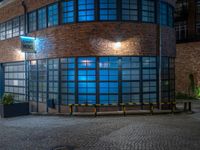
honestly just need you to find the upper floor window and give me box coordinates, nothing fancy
[142,0,155,23]
[196,0,200,34]
[168,6,173,27]
[175,21,187,41]
[0,23,6,40]
[48,3,59,27]
[62,0,75,23]
[20,15,25,35]
[160,2,167,25]
[28,11,37,32]
[38,7,47,29]
[78,0,95,22]
[122,0,138,21]
[13,17,19,37]
[6,20,12,38]
[99,0,117,20]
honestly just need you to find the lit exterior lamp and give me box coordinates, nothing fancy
[114,42,121,49]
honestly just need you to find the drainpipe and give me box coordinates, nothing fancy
[158,0,162,109]
[21,1,29,102]
[22,0,27,35]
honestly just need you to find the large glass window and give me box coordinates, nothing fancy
[61,58,75,105]
[48,3,59,27]
[142,57,157,103]
[122,0,138,21]
[142,0,155,23]
[38,60,47,102]
[62,0,75,23]
[28,11,37,32]
[3,56,175,107]
[38,7,47,30]
[78,0,95,22]
[78,57,96,104]
[48,59,59,104]
[99,0,117,20]
[99,57,118,104]
[175,21,187,41]
[4,62,25,102]
[20,15,25,35]
[12,17,20,37]
[160,2,167,25]
[122,57,140,103]
[168,6,173,27]
[6,20,12,39]
[0,23,6,40]
[29,60,38,102]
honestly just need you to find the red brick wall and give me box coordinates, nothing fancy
[0,0,176,63]
[176,42,200,94]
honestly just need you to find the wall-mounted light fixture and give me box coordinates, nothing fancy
[114,42,121,49]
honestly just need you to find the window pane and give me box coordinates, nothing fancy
[48,3,59,27]
[142,0,155,23]
[6,20,12,39]
[62,0,75,23]
[28,11,37,32]
[13,17,19,37]
[0,23,6,40]
[99,0,117,20]
[78,0,95,22]
[38,7,47,29]
[122,0,138,21]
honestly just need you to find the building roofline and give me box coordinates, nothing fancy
[0,0,17,9]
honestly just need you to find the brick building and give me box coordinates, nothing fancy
[175,0,200,95]
[0,0,176,113]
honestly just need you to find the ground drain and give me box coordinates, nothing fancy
[52,145,75,150]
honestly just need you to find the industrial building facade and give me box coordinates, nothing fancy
[175,0,200,95]
[0,0,176,113]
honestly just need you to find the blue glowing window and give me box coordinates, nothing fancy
[142,57,156,68]
[13,17,20,37]
[62,94,75,104]
[142,0,155,23]
[78,70,96,81]
[122,82,140,93]
[28,11,37,32]
[143,81,157,93]
[78,57,96,68]
[168,6,173,27]
[48,3,58,27]
[122,0,138,21]
[160,2,167,25]
[78,82,96,94]
[38,7,47,29]
[78,95,96,104]
[100,82,118,94]
[78,0,95,22]
[62,0,75,23]
[100,95,118,104]
[99,0,117,20]
[142,69,157,80]
[99,57,118,68]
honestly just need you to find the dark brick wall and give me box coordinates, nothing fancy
[176,42,200,94]
[0,0,176,63]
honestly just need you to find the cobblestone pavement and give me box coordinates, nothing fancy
[0,113,200,150]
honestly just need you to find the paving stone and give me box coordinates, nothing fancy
[0,114,200,150]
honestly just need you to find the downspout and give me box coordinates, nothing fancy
[21,1,29,103]
[21,0,27,35]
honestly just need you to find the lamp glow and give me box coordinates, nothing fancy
[114,42,121,49]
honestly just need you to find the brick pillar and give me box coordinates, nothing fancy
[0,64,4,99]
[187,0,196,40]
